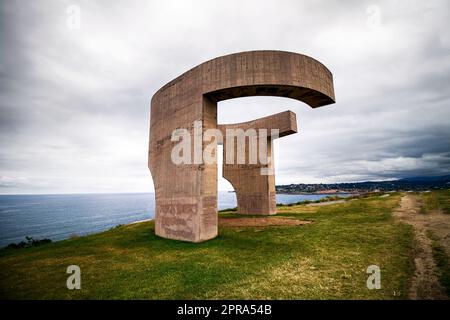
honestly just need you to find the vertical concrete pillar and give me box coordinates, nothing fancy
[219,111,297,215]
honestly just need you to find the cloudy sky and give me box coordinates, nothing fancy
[0,0,449,194]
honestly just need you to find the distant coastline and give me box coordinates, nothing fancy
[276,191,358,195]
[276,174,450,194]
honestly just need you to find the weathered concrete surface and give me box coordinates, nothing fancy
[218,111,297,215]
[149,50,335,242]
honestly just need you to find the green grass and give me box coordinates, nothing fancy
[427,230,450,296]
[422,190,450,214]
[0,193,413,299]
[220,194,364,212]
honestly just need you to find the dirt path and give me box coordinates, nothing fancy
[393,194,449,300]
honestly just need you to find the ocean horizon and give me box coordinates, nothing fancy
[0,192,348,247]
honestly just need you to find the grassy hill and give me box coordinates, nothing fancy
[0,193,414,299]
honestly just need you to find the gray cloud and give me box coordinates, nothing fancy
[0,0,449,194]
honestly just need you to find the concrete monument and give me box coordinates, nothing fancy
[148,50,335,242]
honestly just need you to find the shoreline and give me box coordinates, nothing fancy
[127,218,153,225]
[276,192,359,195]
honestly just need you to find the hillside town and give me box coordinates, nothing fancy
[276,175,450,194]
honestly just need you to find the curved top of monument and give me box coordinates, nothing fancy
[152,50,335,108]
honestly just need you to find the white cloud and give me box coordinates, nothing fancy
[0,0,449,194]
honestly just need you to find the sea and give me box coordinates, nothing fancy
[0,192,348,247]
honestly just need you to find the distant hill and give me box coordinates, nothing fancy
[399,174,450,182]
[276,174,450,194]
